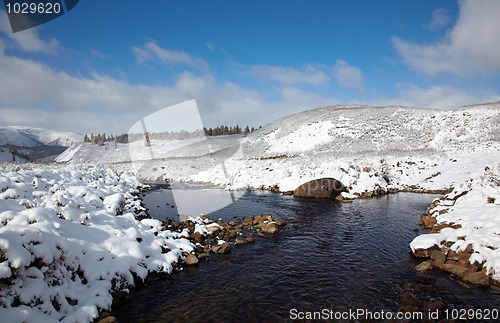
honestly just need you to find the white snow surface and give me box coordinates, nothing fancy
[410,164,500,279]
[0,164,215,322]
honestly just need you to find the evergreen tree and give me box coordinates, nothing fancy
[144,132,151,147]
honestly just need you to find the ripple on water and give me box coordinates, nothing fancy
[114,189,500,322]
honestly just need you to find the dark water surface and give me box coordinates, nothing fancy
[113,188,500,322]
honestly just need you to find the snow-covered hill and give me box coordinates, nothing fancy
[0,126,81,148]
[57,103,500,166]
[56,103,499,189]
[242,102,500,157]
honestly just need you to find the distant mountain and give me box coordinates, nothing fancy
[0,126,82,163]
[0,126,81,148]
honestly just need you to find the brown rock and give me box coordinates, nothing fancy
[66,297,78,306]
[234,237,248,245]
[112,291,128,300]
[185,254,199,265]
[433,259,445,269]
[447,250,457,261]
[414,285,430,293]
[254,214,273,223]
[462,272,490,287]
[274,218,286,226]
[245,236,256,243]
[293,178,345,199]
[401,291,419,306]
[193,231,204,243]
[415,260,433,272]
[457,251,471,265]
[335,194,353,203]
[206,225,221,234]
[420,215,437,227]
[430,250,447,263]
[198,252,209,260]
[413,245,439,258]
[261,222,279,234]
[218,242,231,254]
[227,230,238,239]
[421,300,446,311]
[361,191,373,199]
[443,263,471,278]
[97,316,117,323]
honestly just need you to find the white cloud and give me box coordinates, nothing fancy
[0,10,60,54]
[393,0,500,75]
[375,84,500,110]
[0,37,342,134]
[2,39,497,134]
[426,8,451,31]
[247,64,330,85]
[332,60,364,91]
[132,41,208,70]
[0,107,133,135]
[0,44,294,132]
[89,49,110,60]
[280,87,340,110]
[205,42,215,52]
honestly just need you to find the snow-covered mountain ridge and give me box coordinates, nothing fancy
[0,126,81,148]
[242,103,500,157]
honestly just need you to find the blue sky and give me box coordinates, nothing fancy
[0,0,499,134]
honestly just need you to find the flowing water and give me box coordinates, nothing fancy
[113,187,500,322]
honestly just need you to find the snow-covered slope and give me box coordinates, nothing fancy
[0,127,81,148]
[242,103,500,157]
[56,103,499,192]
[58,103,500,165]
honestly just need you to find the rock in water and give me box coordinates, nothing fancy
[462,272,490,287]
[261,222,279,234]
[185,254,199,266]
[415,260,433,272]
[218,242,231,254]
[293,178,345,198]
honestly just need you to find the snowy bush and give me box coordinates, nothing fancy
[0,164,194,322]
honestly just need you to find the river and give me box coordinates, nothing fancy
[112,187,500,322]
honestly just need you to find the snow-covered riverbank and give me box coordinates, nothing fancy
[0,164,200,322]
[410,163,500,285]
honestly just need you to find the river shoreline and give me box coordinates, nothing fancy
[94,203,288,323]
[99,178,497,322]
